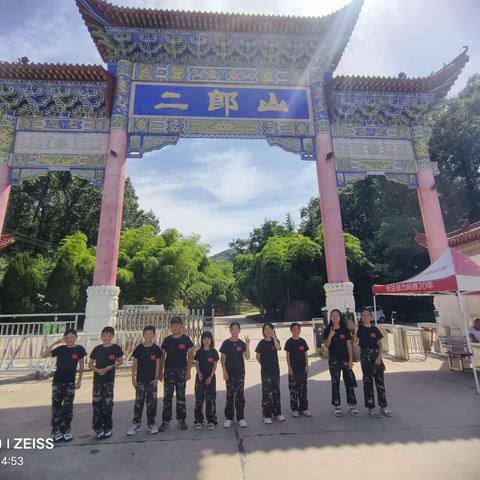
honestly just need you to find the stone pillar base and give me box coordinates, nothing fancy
[324,282,355,314]
[84,285,120,334]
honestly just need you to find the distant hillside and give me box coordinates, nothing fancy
[210,247,236,262]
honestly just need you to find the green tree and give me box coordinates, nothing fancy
[0,252,45,313]
[46,232,95,312]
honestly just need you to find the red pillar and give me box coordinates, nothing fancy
[0,164,11,234]
[417,170,448,262]
[413,127,448,262]
[92,129,127,286]
[315,133,349,283]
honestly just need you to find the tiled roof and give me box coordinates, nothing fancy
[0,61,111,82]
[76,0,363,66]
[333,47,469,98]
[415,218,480,248]
[0,233,15,252]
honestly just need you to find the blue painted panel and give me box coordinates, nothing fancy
[132,83,311,120]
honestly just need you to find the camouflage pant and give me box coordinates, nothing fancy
[133,381,158,426]
[261,373,281,418]
[92,381,115,433]
[288,373,308,413]
[51,381,75,434]
[162,368,186,421]
[360,347,387,409]
[225,374,245,421]
[328,358,357,407]
[194,374,217,424]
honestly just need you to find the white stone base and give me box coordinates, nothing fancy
[83,285,120,334]
[324,282,356,314]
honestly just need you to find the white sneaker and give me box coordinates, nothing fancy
[223,419,233,428]
[127,424,141,436]
[263,417,273,424]
[349,405,360,416]
[194,423,203,430]
[291,410,300,418]
[207,423,216,430]
[381,408,393,417]
[146,424,158,434]
[237,419,247,428]
[275,415,286,422]
[301,410,312,417]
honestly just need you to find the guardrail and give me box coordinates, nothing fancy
[0,310,209,374]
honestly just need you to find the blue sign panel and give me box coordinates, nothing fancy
[131,83,312,120]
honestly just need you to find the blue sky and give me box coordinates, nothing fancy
[1,0,479,253]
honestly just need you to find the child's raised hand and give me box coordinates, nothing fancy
[245,335,250,345]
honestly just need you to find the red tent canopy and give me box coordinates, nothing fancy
[373,248,480,295]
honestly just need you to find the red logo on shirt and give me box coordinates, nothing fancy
[339,334,346,340]
[150,355,157,360]
[299,345,305,351]
[208,357,214,363]
[370,333,377,338]
[72,354,79,360]
[108,354,116,360]
[179,344,186,350]
[236,347,243,352]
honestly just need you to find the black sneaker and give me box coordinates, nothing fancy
[103,430,112,439]
[63,431,73,442]
[53,431,63,443]
[178,420,188,430]
[96,430,105,440]
[158,421,170,432]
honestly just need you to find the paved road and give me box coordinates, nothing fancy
[0,315,479,480]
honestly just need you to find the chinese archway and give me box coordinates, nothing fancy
[0,0,469,332]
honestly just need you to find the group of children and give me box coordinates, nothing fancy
[42,308,391,442]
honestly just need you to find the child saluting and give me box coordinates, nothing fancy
[41,328,86,442]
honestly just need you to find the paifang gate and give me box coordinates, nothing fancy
[0,0,469,332]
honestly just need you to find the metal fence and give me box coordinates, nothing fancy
[0,309,209,374]
[0,313,81,335]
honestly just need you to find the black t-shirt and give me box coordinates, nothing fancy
[52,344,87,383]
[161,335,194,370]
[90,343,123,383]
[194,348,219,378]
[255,339,280,375]
[323,325,352,361]
[357,325,383,349]
[284,337,309,375]
[219,339,246,376]
[132,343,162,383]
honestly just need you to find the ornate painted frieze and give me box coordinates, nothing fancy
[132,63,306,86]
[331,90,436,128]
[97,28,325,69]
[0,79,108,117]
[16,116,109,132]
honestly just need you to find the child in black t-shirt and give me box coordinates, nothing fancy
[127,325,162,436]
[255,322,285,424]
[354,308,392,418]
[284,322,311,418]
[41,328,87,442]
[88,326,124,439]
[323,309,358,417]
[159,315,194,432]
[219,321,250,428]
[193,331,219,430]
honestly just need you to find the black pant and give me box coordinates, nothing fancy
[194,374,217,424]
[288,373,308,412]
[328,358,356,406]
[360,347,387,409]
[51,381,75,434]
[225,374,245,421]
[162,368,187,421]
[261,373,281,418]
[92,381,114,432]
[133,381,158,426]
